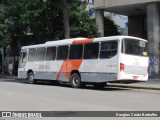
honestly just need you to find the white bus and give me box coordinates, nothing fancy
[18,36,148,88]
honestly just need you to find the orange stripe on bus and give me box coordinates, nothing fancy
[56,60,83,80]
[72,38,94,44]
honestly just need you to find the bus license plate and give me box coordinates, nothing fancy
[133,76,138,80]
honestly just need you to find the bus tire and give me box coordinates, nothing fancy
[28,72,36,84]
[71,73,81,88]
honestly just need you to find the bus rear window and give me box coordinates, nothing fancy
[123,38,148,56]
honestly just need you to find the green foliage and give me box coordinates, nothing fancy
[0,0,119,49]
[69,1,99,38]
[0,4,12,47]
[104,17,120,36]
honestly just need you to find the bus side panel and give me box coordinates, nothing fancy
[18,68,28,79]
[98,73,117,82]
[98,56,118,82]
[57,60,83,82]
[25,61,36,76]
[81,59,99,82]
[34,61,46,80]
[44,61,64,80]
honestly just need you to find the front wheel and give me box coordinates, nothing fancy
[28,72,36,84]
[71,73,82,88]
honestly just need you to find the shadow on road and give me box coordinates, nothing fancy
[0,79,130,91]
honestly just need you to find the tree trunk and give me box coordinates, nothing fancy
[62,0,70,39]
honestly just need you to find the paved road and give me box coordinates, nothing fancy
[0,79,160,120]
[0,79,159,111]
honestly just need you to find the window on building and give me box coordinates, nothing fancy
[84,43,99,59]
[86,0,94,4]
[100,41,118,59]
[46,47,57,61]
[69,45,83,60]
[36,47,46,61]
[28,48,36,62]
[57,46,69,60]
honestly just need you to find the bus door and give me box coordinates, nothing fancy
[99,41,119,82]
[54,45,69,81]
[34,47,46,79]
[18,49,27,79]
[81,43,99,82]
[44,47,57,80]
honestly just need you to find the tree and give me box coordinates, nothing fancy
[69,0,99,38]
[0,0,119,49]
[0,4,12,47]
[62,0,70,38]
[104,17,120,36]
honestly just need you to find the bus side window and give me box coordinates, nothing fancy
[84,43,99,59]
[36,47,46,61]
[100,41,118,59]
[46,47,56,61]
[28,48,36,62]
[69,45,83,60]
[57,46,69,60]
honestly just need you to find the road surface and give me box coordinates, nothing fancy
[0,79,159,120]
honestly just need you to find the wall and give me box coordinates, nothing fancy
[94,0,160,9]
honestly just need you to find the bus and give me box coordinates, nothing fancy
[18,36,149,88]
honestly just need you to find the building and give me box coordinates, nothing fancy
[85,0,95,17]
[86,0,94,4]
[94,0,160,78]
[107,13,128,35]
[85,0,128,35]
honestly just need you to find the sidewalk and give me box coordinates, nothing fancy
[0,74,160,90]
[107,79,160,90]
[0,74,18,80]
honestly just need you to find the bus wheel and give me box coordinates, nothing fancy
[28,72,36,84]
[71,73,81,88]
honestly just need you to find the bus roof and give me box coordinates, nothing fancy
[22,36,147,49]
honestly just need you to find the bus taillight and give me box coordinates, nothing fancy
[120,63,125,71]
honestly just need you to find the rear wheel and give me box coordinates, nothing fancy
[28,72,36,84]
[71,73,82,88]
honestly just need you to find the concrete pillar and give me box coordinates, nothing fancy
[147,3,160,78]
[95,9,104,37]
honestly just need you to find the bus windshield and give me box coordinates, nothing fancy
[123,38,148,56]
[19,51,27,63]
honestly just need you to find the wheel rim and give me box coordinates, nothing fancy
[29,75,34,83]
[72,75,80,87]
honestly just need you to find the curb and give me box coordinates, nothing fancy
[0,76,18,80]
[106,84,160,91]
[0,76,160,91]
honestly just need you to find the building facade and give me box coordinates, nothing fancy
[94,0,160,78]
[85,0,128,35]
